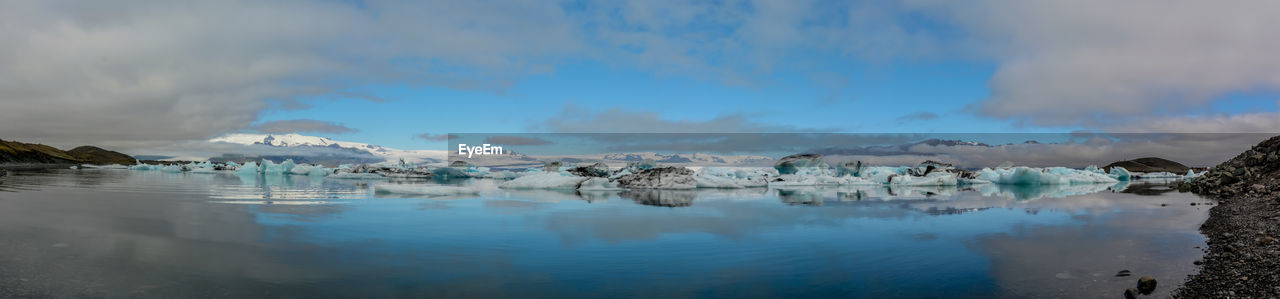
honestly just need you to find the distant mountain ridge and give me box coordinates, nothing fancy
[0,139,134,165]
[209,133,446,164]
[1104,157,1190,173]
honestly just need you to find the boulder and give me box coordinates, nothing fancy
[1137,276,1157,294]
[774,154,826,175]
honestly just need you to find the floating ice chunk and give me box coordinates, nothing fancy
[261,159,296,174]
[859,166,913,183]
[328,173,388,180]
[888,172,958,186]
[576,177,622,191]
[976,167,1118,185]
[774,154,828,175]
[768,174,878,187]
[160,165,182,173]
[129,162,159,171]
[499,173,588,190]
[1108,166,1131,181]
[190,166,216,173]
[83,164,129,169]
[615,167,697,189]
[694,167,775,188]
[235,162,260,175]
[1136,171,1181,178]
[485,170,524,180]
[69,165,78,169]
[373,184,479,196]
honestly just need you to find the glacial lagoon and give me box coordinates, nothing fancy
[0,169,1211,297]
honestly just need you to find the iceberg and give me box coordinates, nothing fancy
[129,162,159,171]
[774,154,829,175]
[694,167,774,188]
[614,167,697,189]
[976,166,1118,185]
[1108,166,1131,181]
[373,184,479,196]
[260,159,296,175]
[499,173,588,190]
[328,172,389,180]
[160,165,183,173]
[768,174,877,187]
[887,172,959,186]
[234,162,260,175]
[1136,171,1181,178]
[83,164,129,169]
[576,177,622,191]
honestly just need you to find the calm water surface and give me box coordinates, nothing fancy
[0,169,1212,298]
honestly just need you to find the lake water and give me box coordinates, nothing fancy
[0,169,1212,298]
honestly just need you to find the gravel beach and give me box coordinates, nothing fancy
[1176,136,1280,298]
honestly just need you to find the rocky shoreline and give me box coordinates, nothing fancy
[1174,135,1280,298]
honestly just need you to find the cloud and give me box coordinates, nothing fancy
[900,1,1280,126]
[249,119,357,134]
[537,105,830,133]
[0,0,582,149]
[896,112,939,122]
[483,136,552,146]
[415,133,458,142]
[1101,110,1280,133]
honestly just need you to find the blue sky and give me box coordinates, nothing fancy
[259,56,1059,149]
[2,1,1279,152]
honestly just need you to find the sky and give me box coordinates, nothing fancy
[2,0,1280,153]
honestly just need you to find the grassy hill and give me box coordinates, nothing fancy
[0,139,135,165]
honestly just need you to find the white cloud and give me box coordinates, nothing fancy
[904,0,1280,126]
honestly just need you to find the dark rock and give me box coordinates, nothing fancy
[774,154,826,175]
[1137,276,1157,294]
[614,167,696,189]
[1116,269,1132,277]
[1124,288,1139,299]
[567,162,610,178]
[543,161,563,173]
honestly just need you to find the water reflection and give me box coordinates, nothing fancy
[0,170,1212,298]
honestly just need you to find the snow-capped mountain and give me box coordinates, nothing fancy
[210,133,446,164]
[458,151,777,168]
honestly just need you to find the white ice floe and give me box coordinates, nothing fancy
[129,162,160,171]
[1108,166,1131,181]
[768,174,878,187]
[694,167,775,188]
[234,162,260,175]
[576,177,622,191]
[976,166,1118,185]
[373,184,480,196]
[888,172,959,186]
[160,165,183,173]
[499,173,587,189]
[82,164,129,169]
[328,173,389,180]
[1136,171,1182,178]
